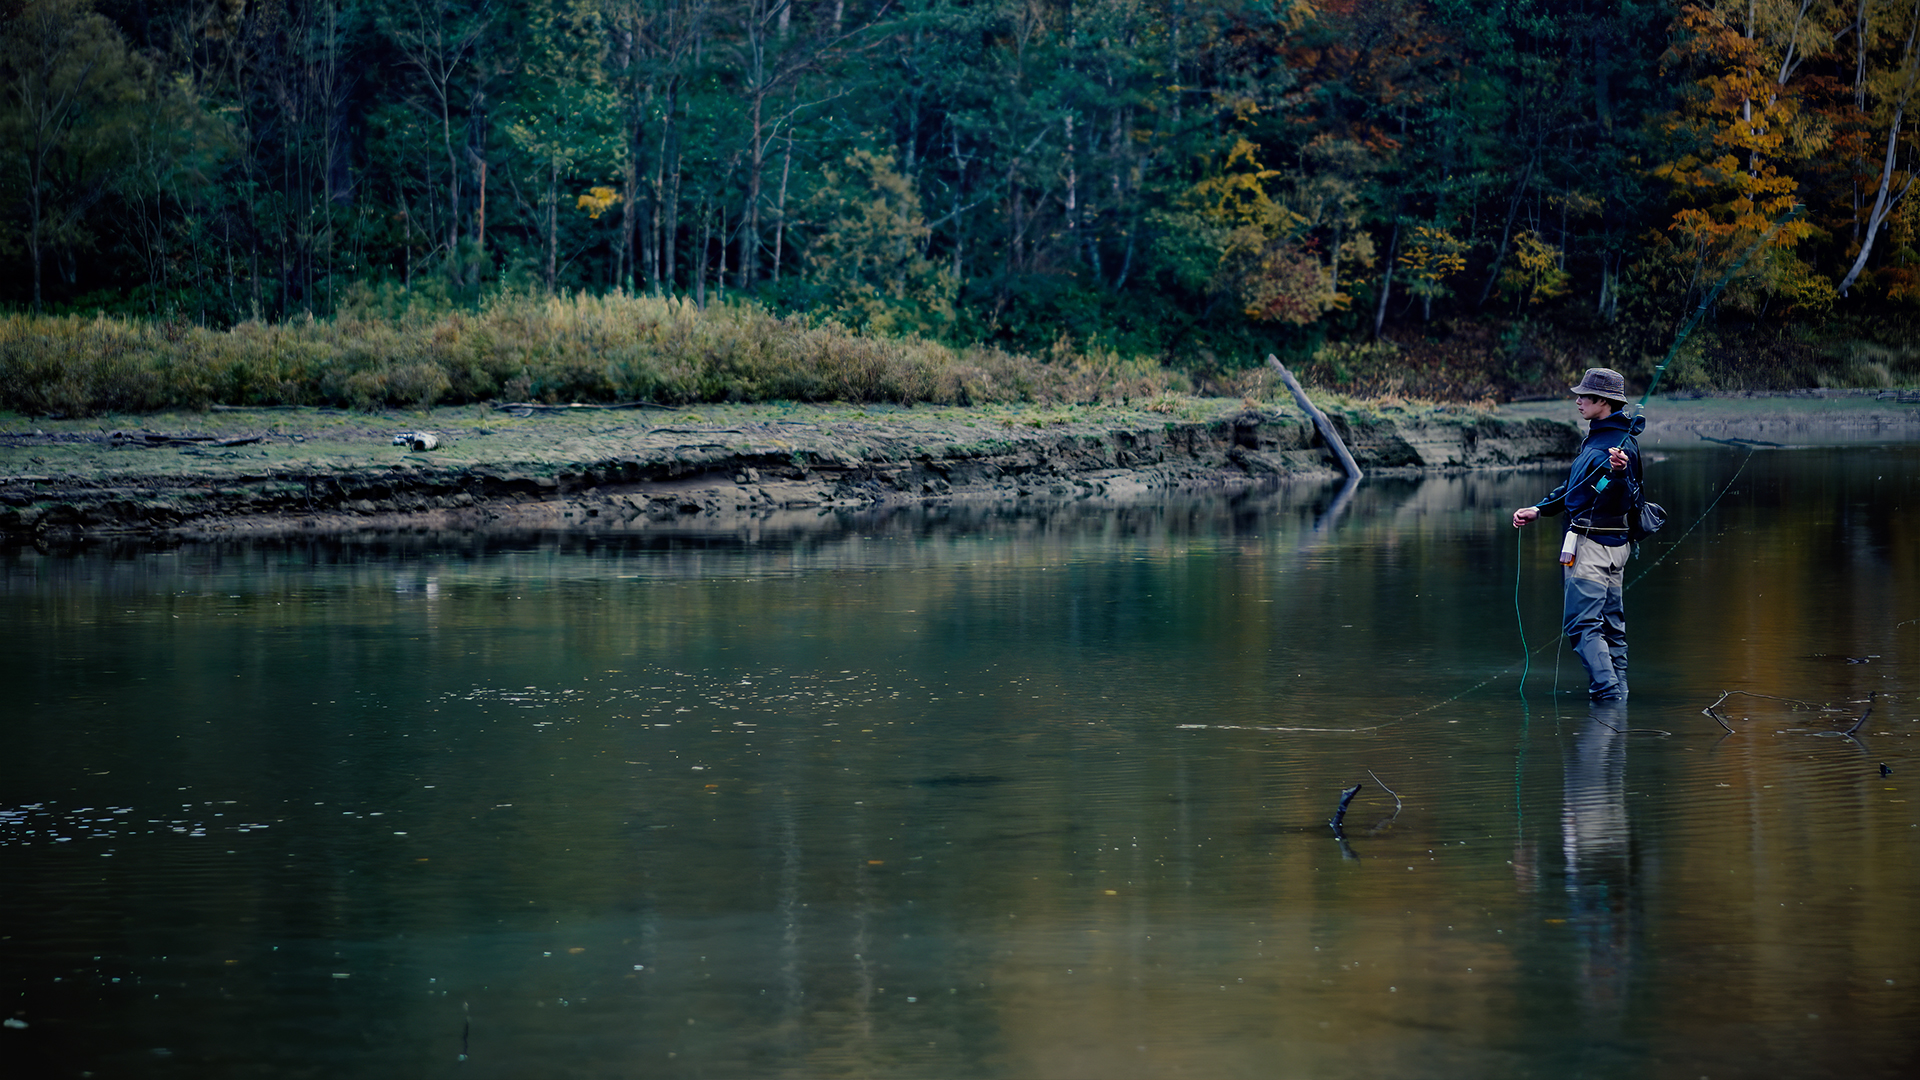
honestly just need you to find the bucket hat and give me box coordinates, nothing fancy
[1569,368,1629,405]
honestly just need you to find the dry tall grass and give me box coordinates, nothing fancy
[0,293,1187,417]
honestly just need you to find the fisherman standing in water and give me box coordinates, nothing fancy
[1512,369,1641,702]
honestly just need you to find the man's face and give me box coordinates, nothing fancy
[1575,394,1615,422]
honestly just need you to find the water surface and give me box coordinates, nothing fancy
[3,446,1916,1079]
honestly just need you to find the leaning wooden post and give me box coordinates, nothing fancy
[1268,354,1363,480]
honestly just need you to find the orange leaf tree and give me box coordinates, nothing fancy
[1652,2,1833,313]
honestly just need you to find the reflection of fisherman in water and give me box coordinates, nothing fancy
[1562,701,1640,1026]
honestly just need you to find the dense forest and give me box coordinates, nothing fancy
[3,0,1919,394]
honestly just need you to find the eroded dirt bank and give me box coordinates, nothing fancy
[0,399,1581,542]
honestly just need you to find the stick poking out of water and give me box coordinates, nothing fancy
[1844,692,1876,736]
[1365,770,1403,817]
[1703,691,1739,734]
[1329,784,1363,831]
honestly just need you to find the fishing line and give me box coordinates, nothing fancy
[1515,526,1533,693]
[1626,444,1756,589]
[1514,205,1803,687]
[1513,691,1531,843]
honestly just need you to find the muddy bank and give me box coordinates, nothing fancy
[0,399,1583,542]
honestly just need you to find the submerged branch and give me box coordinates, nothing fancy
[1364,769,1404,833]
[1703,690,1739,733]
[1329,783,1362,832]
[1844,692,1877,736]
[1365,769,1402,816]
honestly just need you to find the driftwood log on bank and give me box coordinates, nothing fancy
[1269,355,1363,480]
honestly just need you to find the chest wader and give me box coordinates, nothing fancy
[1564,519,1630,701]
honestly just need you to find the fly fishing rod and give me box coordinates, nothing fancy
[1577,203,1806,499]
[1532,205,1802,520]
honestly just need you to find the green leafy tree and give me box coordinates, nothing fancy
[803,147,956,335]
[0,0,146,310]
[503,0,626,291]
[377,0,496,289]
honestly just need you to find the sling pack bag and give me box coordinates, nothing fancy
[1623,434,1664,542]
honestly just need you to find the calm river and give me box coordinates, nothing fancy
[3,444,1916,1079]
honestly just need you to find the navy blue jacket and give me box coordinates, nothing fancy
[1534,412,1641,546]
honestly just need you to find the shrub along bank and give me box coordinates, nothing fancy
[0,293,1190,418]
[5,292,1914,423]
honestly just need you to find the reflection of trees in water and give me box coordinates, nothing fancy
[1562,704,1638,1028]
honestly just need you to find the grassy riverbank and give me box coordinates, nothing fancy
[0,293,1190,418]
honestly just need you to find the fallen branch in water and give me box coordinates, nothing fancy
[1362,770,1406,834]
[1703,691,1739,733]
[1329,783,1363,832]
[1844,692,1876,736]
[1366,770,1403,818]
[1704,689,1879,738]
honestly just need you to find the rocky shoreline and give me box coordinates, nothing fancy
[1,399,1581,542]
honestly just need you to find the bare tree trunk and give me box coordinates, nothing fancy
[1063,111,1079,266]
[474,156,488,254]
[714,201,729,303]
[737,2,769,292]
[664,99,683,292]
[694,191,711,307]
[949,126,969,279]
[1373,217,1399,339]
[28,183,44,312]
[771,126,794,282]
[1858,0,1873,109]
[740,90,765,289]
[546,157,559,291]
[1838,101,1914,295]
[1169,0,1184,125]
[442,94,461,254]
[618,151,636,291]
[1476,153,1536,308]
[1330,221,1342,296]
[650,83,675,291]
[1839,0,1920,295]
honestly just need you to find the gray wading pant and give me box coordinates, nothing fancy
[1564,534,1630,700]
